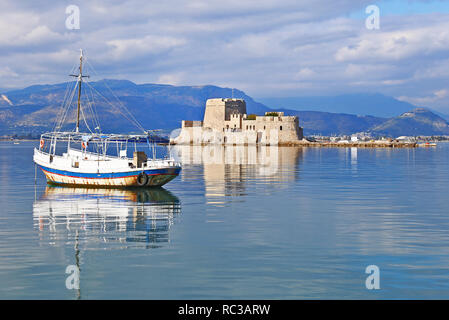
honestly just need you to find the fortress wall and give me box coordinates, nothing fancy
[182,120,203,128]
[226,113,244,130]
[173,98,303,145]
[242,116,303,143]
[174,121,302,145]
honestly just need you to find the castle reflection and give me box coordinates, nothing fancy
[172,145,303,206]
[33,186,181,249]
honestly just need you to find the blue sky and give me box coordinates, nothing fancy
[350,0,449,17]
[1,0,449,112]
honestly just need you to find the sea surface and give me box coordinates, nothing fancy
[1,141,449,299]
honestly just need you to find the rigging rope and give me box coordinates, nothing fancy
[51,57,147,134]
[85,59,147,133]
[52,62,80,132]
[57,80,79,131]
[84,81,146,132]
[53,79,77,132]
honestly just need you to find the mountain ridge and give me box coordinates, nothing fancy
[258,93,449,119]
[369,108,449,136]
[1,79,448,137]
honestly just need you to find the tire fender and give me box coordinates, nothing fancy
[137,172,148,186]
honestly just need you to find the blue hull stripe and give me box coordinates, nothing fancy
[40,165,181,179]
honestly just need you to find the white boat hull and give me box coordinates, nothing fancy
[34,148,181,187]
[39,165,180,187]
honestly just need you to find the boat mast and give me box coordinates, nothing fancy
[70,49,88,133]
[76,50,83,133]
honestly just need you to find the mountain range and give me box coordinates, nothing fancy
[1,79,448,137]
[259,94,449,120]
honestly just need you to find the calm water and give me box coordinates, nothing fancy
[1,141,449,299]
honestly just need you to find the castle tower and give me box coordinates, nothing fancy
[203,98,246,131]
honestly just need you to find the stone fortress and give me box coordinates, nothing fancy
[172,98,304,145]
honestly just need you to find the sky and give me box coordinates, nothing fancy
[1,0,449,112]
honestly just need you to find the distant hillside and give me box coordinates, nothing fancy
[283,108,449,137]
[0,79,268,135]
[280,109,386,136]
[369,108,449,137]
[259,93,419,118]
[1,80,448,137]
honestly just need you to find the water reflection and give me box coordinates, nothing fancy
[172,145,303,206]
[33,186,181,249]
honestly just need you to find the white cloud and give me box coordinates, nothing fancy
[0,12,40,44]
[294,68,317,80]
[335,21,449,63]
[107,35,186,60]
[397,89,449,106]
[0,67,19,78]
[157,72,186,85]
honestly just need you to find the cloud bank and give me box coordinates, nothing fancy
[1,0,449,111]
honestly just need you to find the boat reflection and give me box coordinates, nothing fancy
[33,186,181,249]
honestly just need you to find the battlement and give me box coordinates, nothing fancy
[265,111,285,116]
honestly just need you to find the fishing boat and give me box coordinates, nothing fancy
[33,50,181,187]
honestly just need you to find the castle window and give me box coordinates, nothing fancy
[280,126,283,131]
[264,126,266,130]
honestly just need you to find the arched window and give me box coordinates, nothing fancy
[280,126,283,131]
